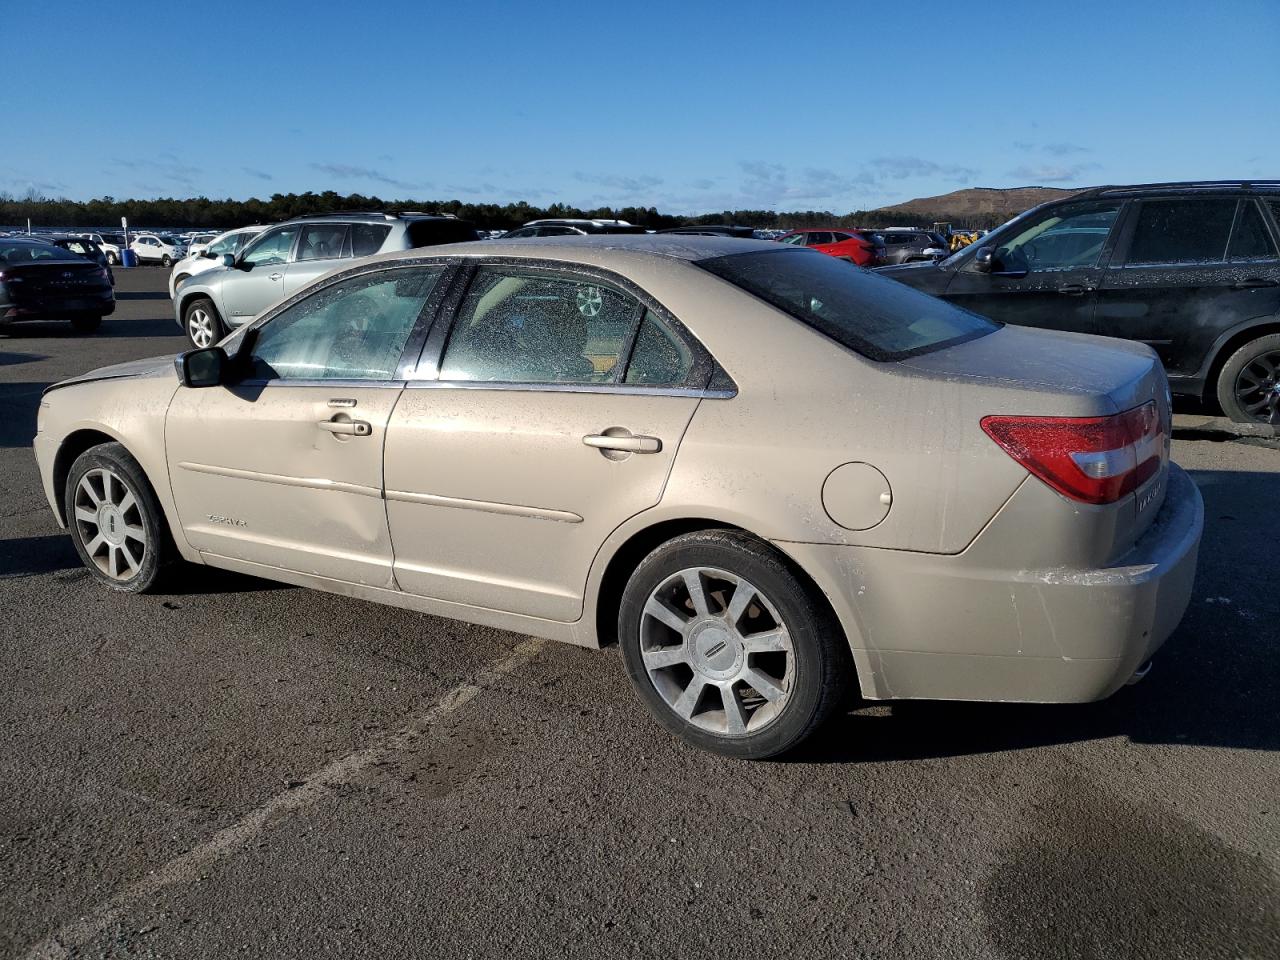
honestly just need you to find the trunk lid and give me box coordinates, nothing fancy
[2,259,110,299]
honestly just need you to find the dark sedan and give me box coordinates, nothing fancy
[0,238,115,333]
[878,181,1280,424]
[42,235,116,285]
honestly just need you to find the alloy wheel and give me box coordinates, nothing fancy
[73,467,147,581]
[639,566,794,736]
[187,307,216,347]
[1233,349,1280,423]
[576,285,603,317]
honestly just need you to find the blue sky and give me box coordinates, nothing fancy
[6,0,1277,212]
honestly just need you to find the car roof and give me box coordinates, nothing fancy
[1073,180,1280,200]
[376,233,784,266]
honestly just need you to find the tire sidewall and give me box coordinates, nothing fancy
[1216,332,1280,423]
[618,531,840,759]
[64,443,168,593]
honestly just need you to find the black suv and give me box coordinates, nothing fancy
[878,181,1280,424]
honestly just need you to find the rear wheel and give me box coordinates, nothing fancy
[65,442,175,593]
[69,313,101,333]
[619,530,851,759]
[161,254,172,268]
[184,297,224,348]
[1216,332,1280,425]
[105,251,119,265]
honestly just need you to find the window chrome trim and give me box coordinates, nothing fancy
[404,380,735,399]
[235,378,407,390]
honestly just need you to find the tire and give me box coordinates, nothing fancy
[161,255,172,267]
[1215,332,1280,425]
[69,314,101,334]
[183,297,225,348]
[618,530,852,759]
[64,442,176,593]
[106,251,118,266]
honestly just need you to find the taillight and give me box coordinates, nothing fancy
[981,401,1166,505]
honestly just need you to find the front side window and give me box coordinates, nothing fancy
[699,248,996,361]
[206,233,239,256]
[992,202,1121,272]
[1126,198,1235,265]
[296,223,349,261]
[439,268,640,384]
[246,266,445,381]
[239,226,298,267]
[778,233,805,246]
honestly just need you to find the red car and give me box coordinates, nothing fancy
[777,228,886,266]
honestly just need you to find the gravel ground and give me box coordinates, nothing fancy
[1,267,1276,959]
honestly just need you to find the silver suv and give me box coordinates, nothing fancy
[174,212,479,346]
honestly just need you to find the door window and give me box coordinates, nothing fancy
[296,223,349,261]
[239,226,299,267]
[439,268,641,384]
[1227,200,1277,261]
[246,266,445,381]
[623,311,695,386]
[1126,198,1235,264]
[351,223,392,257]
[778,233,806,245]
[806,232,834,246]
[206,233,239,256]
[993,202,1121,271]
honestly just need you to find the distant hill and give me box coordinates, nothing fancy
[867,186,1086,226]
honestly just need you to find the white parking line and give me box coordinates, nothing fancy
[22,637,545,960]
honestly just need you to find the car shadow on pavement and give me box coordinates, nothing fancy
[0,535,80,579]
[0,382,51,447]
[114,291,172,301]
[793,466,1280,762]
[0,351,48,366]
[0,319,183,340]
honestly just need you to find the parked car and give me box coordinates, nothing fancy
[776,229,886,266]
[169,225,267,298]
[42,235,115,284]
[501,219,648,238]
[186,233,218,256]
[0,237,114,331]
[37,235,1201,758]
[174,212,480,346]
[875,228,950,265]
[659,225,756,239]
[79,232,126,265]
[130,234,188,266]
[878,181,1280,424]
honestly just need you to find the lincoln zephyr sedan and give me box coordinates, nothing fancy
[34,236,1203,758]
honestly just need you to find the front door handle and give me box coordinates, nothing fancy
[583,433,662,454]
[319,419,372,437]
[1057,284,1094,296]
[1233,278,1279,289]
[269,272,283,281]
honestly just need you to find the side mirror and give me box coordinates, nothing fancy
[220,253,236,268]
[176,346,227,388]
[974,247,996,273]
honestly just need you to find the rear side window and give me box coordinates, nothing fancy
[624,311,694,386]
[440,268,640,384]
[1127,199,1235,264]
[699,249,996,361]
[406,219,478,248]
[296,223,348,261]
[806,232,833,246]
[351,223,392,257]
[1228,201,1277,260]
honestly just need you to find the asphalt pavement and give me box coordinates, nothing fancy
[1,267,1277,959]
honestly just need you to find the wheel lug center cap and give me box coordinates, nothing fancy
[690,621,742,679]
[98,505,125,545]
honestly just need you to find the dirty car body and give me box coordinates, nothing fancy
[35,236,1203,757]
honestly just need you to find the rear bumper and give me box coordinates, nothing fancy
[2,292,115,320]
[778,464,1204,703]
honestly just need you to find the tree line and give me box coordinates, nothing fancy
[0,189,1005,232]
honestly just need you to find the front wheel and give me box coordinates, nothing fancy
[105,251,119,265]
[65,442,175,592]
[619,530,852,759]
[1216,332,1280,425]
[161,254,172,267]
[184,297,224,348]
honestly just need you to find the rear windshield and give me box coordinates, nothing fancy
[0,242,80,263]
[698,248,997,361]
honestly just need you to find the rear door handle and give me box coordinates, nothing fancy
[269,272,283,281]
[1057,284,1094,296]
[1233,278,1279,289]
[583,433,662,454]
[319,419,372,437]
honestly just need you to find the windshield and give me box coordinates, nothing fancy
[698,248,997,361]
